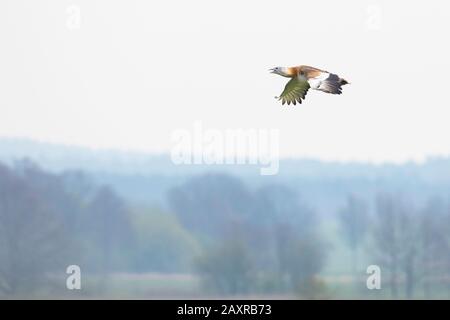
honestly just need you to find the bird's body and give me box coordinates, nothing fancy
[270,65,349,105]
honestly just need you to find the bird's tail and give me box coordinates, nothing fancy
[317,73,344,94]
[339,78,349,85]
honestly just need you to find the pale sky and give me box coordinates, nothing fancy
[1,0,450,164]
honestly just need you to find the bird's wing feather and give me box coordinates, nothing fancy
[309,73,344,94]
[277,77,310,105]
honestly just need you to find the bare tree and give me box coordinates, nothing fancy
[338,195,368,275]
[0,163,68,295]
[194,230,254,295]
[372,193,419,298]
[168,174,254,238]
[274,224,326,297]
[419,197,450,299]
[85,186,134,273]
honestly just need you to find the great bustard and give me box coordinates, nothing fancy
[270,65,349,105]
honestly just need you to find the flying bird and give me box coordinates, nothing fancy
[270,65,349,105]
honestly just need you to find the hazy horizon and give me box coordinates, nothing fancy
[2,136,450,166]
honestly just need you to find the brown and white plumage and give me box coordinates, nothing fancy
[270,65,349,105]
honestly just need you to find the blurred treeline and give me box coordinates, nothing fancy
[0,159,449,299]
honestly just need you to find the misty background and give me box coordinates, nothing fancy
[0,0,450,299]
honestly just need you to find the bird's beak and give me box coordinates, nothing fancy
[269,68,276,73]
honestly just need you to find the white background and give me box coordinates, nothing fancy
[1,0,449,163]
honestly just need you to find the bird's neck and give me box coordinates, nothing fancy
[282,67,299,77]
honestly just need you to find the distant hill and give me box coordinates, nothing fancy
[1,137,450,212]
[2,137,450,178]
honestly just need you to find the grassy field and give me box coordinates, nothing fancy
[1,220,447,300]
[3,271,448,300]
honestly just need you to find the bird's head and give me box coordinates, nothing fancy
[269,67,290,77]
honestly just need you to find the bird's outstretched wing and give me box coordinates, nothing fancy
[277,77,310,105]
